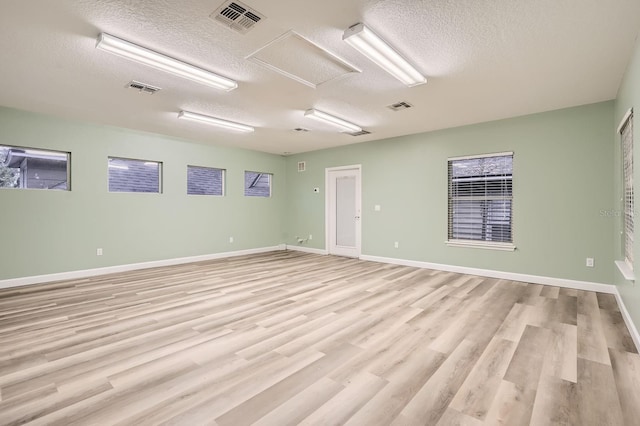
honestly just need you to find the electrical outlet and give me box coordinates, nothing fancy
[96,248,103,256]
[309,234,313,240]
[229,237,234,243]
[394,241,399,249]
[586,257,594,267]
[374,205,381,211]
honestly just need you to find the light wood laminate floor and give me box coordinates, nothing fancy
[0,251,639,425]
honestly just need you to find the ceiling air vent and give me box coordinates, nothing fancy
[211,1,264,34]
[388,101,413,111]
[347,130,371,137]
[126,80,161,94]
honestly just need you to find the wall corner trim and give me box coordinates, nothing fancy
[0,246,285,289]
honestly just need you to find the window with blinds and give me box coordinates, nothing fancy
[621,111,634,269]
[448,153,513,246]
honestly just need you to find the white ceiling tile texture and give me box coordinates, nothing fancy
[0,0,638,154]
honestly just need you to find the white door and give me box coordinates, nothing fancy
[326,166,361,257]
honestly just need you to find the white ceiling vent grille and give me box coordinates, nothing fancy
[126,80,161,94]
[211,1,264,34]
[298,161,306,172]
[388,101,413,111]
[347,130,371,137]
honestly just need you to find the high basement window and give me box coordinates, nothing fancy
[187,165,225,196]
[244,171,272,197]
[0,145,70,190]
[108,157,162,193]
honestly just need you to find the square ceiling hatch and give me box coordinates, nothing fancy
[247,31,360,88]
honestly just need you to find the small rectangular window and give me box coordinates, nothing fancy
[448,153,514,249]
[108,157,162,193]
[0,146,70,190]
[244,171,272,197]
[187,165,225,196]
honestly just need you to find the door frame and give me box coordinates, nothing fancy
[325,164,362,258]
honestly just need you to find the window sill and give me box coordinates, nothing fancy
[445,240,516,251]
[615,260,635,281]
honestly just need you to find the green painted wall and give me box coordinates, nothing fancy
[614,34,640,327]
[285,102,615,284]
[0,107,286,280]
[0,99,620,289]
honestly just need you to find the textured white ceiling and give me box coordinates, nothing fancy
[0,0,638,155]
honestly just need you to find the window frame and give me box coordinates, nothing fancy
[446,152,515,251]
[244,171,272,198]
[0,145,71,191]
[187,165,226,196]
[616,108,635,281]
[108,156,163,194]
[621,111,634,269]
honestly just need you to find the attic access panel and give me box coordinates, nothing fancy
[247,31,360,88]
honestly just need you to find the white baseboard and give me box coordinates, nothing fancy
[359,254,616,294]
[360,254,639,351]
[0,246,285,290]
[614,289,640,352]
[285,245,329,255]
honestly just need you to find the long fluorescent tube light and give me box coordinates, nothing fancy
[343,23,426,87]
[96,33,238,91]
[304,109,362,133]
[178,111,254,133]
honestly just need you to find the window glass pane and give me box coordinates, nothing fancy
[448,154,513,243]
[244,171,272,197]
[622,113,634,267]
[0,146,69,190]
[108,157,161,193]
[187,166,224,196]
[336,175,356,247]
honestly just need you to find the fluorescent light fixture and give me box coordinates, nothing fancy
[343,23,426,87]
[178,111,254,133]
[304,109,362,133]
[96,33,238,91]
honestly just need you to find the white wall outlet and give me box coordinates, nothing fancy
[374,205,381,211]
[96,248,103,256]
[308,234,313,240]
[394,241,399,249]
[586,257,594,267]
[229,237,234,243]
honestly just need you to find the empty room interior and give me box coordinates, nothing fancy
[2,0,640,424]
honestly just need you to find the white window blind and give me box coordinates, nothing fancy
[448,153,513,244]
[621,111,634,268]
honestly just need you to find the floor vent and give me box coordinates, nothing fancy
[387,101,413,111]
[298,161,306,172]
[347,130,371,137]
[211,1,264,34]
[126,81,161,94]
